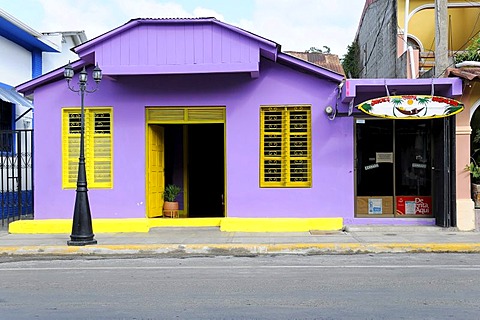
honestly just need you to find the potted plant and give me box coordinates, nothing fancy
[163,184,182,218]
[466,159,480,208]
[467,128,480,208]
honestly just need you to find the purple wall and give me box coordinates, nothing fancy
[90,22,262,76]
[33,58,354,219]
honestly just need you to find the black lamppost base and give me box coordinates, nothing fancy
[67,238,98,246]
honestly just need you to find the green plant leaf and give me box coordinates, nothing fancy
[361,103,372,112]
[163,184,182,202]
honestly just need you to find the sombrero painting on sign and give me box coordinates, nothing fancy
[357,95,464,119]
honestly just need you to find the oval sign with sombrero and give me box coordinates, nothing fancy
[356,95,464,119]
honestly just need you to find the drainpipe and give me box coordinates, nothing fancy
[408,46,416,78]
[455,61,480,68]
[404,0,410,53]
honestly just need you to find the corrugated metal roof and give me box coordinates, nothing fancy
[0,87,34,109]
[446,67,480,81]
[284,52,345,75]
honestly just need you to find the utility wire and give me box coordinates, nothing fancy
[436,29,480,77]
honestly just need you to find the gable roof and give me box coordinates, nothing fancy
[74,17,279,59]
[17,18,343,94]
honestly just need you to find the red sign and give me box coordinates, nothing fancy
[396,196,432,215]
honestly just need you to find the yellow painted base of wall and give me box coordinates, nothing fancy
[8,217,343,234]
[9,219,150,234]
[148,218,222,228]
[220,218,343,232]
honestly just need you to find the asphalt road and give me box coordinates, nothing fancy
[0,254,479,319]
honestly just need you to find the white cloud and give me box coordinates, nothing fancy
[115,0,192,18]
[37,0,195,39]
[240,0,365,56]
[193,7,225,21]
[35,0,364,56]
[38,0,115,37]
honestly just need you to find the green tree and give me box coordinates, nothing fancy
[305,46,331,54]
[342,40,360,78]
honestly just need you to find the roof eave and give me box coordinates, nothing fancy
[16,59,86,95]
[0,9,58,52]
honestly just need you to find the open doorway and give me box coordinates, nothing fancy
[147,122,225,218]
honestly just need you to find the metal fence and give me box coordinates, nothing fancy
[0,130,33,226]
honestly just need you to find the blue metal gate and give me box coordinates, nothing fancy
[0,130,33,226]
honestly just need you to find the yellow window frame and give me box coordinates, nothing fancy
[62,107,113,189]
[260,105,311,187]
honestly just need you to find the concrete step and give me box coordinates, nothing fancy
[344,225,457,233]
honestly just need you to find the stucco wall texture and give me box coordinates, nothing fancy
[33,58,354,220]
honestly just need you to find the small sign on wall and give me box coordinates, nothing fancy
[376,152,393,163]
[368,198,383,214]
[396,196,432,215]
[357,196,393,215]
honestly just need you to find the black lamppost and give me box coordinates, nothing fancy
[64,62,102,246]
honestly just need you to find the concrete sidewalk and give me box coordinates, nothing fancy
[1,225,480,256]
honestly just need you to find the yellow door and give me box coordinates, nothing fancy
[147,125,165,218]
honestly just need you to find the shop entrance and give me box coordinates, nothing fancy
[355,118,454,226]
[146,107,226,218]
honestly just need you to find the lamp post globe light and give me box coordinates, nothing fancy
[64,62,102,246]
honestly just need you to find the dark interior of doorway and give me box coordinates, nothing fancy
[163,124,225,218]
[187,124,224,217]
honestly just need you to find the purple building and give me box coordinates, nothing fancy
[17,18,463,232]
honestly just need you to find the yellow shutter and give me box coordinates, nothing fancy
[91,111,113,187]
[260,105,311,188]
[62,111,80,188]
[287,107,311,187]
[261,107,284,186]
[62,108,113,189]
[146,107,225,123]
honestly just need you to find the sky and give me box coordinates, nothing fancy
[0,0,365,57]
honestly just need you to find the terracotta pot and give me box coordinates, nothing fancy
[163,201,179,218]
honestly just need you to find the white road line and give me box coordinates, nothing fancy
[0,265,479,271]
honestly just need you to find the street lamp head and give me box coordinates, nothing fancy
[79,67,88,85]
[92,63,102,84]
[64,62,74,82]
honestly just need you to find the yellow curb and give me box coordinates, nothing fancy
[1,243,479,255]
